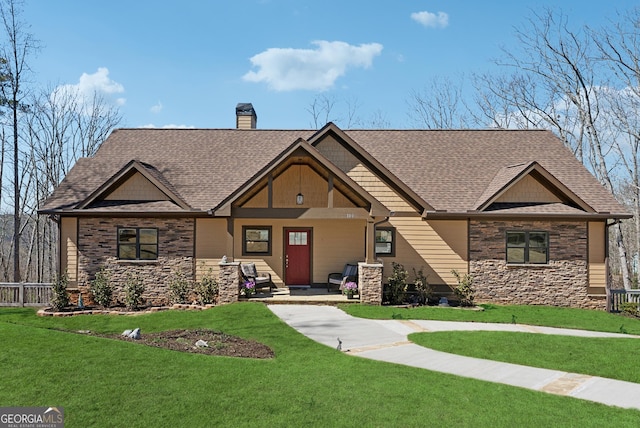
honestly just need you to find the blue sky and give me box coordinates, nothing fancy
[22,0,639,130]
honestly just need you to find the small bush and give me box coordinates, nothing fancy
[385,262,408,305]
[620,302,639,317]
[51,271,70,310]
[412,267,433,305]
[169,270,192,304]
[124,274,145,310]
[90,267,113,308]
[451,269,475,307]
[194,268,218,304]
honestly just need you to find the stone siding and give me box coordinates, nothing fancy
[77,217,195,306]
[218,262,241,304]
[359,263,383,305]
[469,220,604,309]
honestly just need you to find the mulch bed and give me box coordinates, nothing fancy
[100,329,275,359]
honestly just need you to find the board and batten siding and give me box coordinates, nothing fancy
[243,165,356,209]
[496,174,562,204]
[60,217,78,284]
[588,221,606,294]
[104,172,168,201]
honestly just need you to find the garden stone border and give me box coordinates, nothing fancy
[37,303,216,317]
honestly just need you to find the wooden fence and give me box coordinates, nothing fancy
[608,289,640,313]
[0,283,53,307]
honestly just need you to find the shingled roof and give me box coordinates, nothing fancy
[40,125,629,218]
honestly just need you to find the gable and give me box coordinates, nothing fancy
[495,174,562,204]
[314,133,415,212]
[242,164,356,208]
[104,172,170,201]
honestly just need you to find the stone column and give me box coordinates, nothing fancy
[358,262,383,305]
[218,261,241,304]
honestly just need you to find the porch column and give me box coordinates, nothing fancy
[218,261,241,304]
[358,262,383,305]
[225,218,234,261]
[365,218,376,264]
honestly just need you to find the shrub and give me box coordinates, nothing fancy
[620,301,639,317]
[412,267,433,305]
[385,262,408,305]
[124,274,145,310]
[51,271,70,310]
[451,269,475,307]
[169,270,192,304]
[194,268,218,304]
[90,267,113,308]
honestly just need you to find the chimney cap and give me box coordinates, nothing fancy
[236,103,256,116]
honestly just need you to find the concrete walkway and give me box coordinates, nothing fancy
[268,304,640,411]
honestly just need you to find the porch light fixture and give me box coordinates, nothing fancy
[296,163,304,205]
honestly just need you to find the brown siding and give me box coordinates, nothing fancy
[104,172,168,201]
[60,217,78,284]
[233,218,365,286]
[315,135,413,211]
[496,175,562,204]
[380,218,467,286]
[195,218,227,280]
[588,221,606,294]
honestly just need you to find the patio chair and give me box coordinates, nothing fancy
[241,262,273,291]
[327,263,358,292]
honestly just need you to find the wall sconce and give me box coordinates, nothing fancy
[296,163,304,205]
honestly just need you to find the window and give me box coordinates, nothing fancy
[118,227,158,260]
[243,226,272,255]
[506,231,548,264]
[375,227,395,256]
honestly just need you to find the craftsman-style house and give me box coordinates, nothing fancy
[40,103,630,308]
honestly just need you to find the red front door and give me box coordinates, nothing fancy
[285,228,312,285]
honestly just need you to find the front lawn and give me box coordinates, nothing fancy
[342,303,640,335]
[0,303,638,427]
[411,331,640,383]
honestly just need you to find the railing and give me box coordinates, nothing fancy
[0,283,53,307]
[609,289,640,313]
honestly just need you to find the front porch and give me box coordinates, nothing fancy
[245,287,361,304]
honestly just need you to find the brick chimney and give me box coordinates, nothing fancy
[236,103,257,129]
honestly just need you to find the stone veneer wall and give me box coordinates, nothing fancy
[359,262,383,305]
[217,262,240,304]
[469,220,604,310]
[76,217,195,306]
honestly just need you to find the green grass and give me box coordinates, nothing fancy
[342,303,640,335]
[1,303,639,427]
[410,331,640,383]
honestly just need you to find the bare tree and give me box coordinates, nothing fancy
[407,75,469,129]
[0,0,38,282]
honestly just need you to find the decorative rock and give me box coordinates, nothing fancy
[195,339,209,348]
[128,328,141,339]
[122,329,133,337]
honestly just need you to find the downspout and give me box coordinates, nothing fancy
[605,219,621,311]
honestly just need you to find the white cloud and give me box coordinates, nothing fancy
[411,11,449,29]
[150,101,163,114]
[242,40,383,91]
[52,67,126,113]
